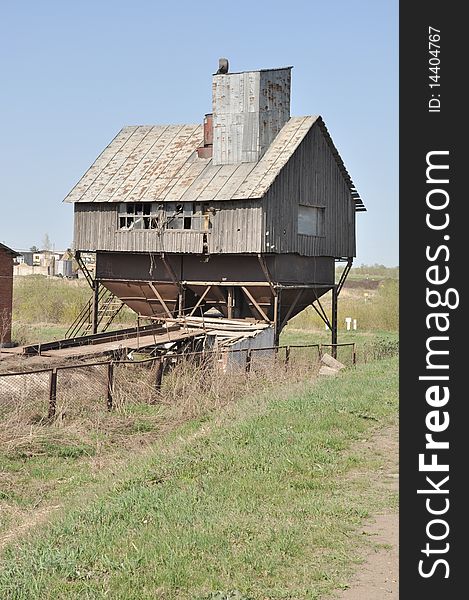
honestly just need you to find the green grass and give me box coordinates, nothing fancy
[11,276,136,344]
[13,276,91,325]
[289,278,399,333]
[0,357,398,599]
[280,329,399,366]
[10,323,71,345]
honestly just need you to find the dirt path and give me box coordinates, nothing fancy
[328,425,399,599]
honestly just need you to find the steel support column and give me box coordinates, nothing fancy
[331,285,338,358]
[273,291,280,346]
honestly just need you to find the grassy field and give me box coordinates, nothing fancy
[0,356,398,599]
[2,267,399,597]
[11,276,135,345]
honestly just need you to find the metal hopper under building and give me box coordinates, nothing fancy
[64,60,366,345]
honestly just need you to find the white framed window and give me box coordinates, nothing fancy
[298,205,325,236]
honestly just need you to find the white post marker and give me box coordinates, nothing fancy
[345,317,352,331]
[353,319,357,330]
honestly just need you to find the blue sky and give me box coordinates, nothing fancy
[0,0,398,266]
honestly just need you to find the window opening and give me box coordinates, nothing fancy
[118,202,212,231]
[297,205,325,236]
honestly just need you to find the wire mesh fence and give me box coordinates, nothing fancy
[0,342,355,424]
[113,360,161,407]
[54,363,109,420]
[0,369,51,424]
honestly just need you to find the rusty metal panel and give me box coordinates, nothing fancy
[105,125,170,199]
[212,162,257,200]
[64,115,364,216]
[124,125,194,202]
[138,125,203,200]
[78,127,155,204]
[163,157,210,201]
[92,126,161,203]
[258,69,292,157]
[196,163,239,201]
[116,125,182,199]
[179,163,223,201]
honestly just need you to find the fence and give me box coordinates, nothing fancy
[0,343,356,421]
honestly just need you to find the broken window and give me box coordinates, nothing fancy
[297,205,325,236]
[165,203,212,231]
[118,202,212,231]
[118,203,165,230]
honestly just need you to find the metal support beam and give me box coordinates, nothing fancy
[148,282,174,319]
[160,253,179,284]
[75,251,95,290]
[178,290,184,317]
[279,289,304,331]
[311,290,332,330]
[227,287,233,319]
[257,254,277,297]
[331,285,338,358]
[188,285,212,317]
[337,257,353,296]
[273,294,279,345]
[241,286,270,322]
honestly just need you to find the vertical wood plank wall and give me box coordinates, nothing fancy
[74,202,263,254]
[73,122,356,258]
[263,123,356,257]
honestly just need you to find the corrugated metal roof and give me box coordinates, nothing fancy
[64,117,365,211]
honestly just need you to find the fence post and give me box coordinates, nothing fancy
[285,346,291,369]
[352,344,357,365]
[48,368,57,419]
[107,361,114,411]
[245,349,252,373]
[148,357,164,404]
[155,357,164,391]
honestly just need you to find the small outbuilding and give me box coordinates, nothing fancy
[0,242,19,346]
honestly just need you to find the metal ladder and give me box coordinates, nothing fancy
[65,284,124,339]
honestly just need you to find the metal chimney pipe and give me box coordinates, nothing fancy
[203,113,213,146]
[197,113,213,159]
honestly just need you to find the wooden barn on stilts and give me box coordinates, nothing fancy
[64,61,366,348]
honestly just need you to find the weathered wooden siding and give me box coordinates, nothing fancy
[263,122,356,257]
[212,68,291,165]
[74,202,263,254]
[209,201,263,253]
